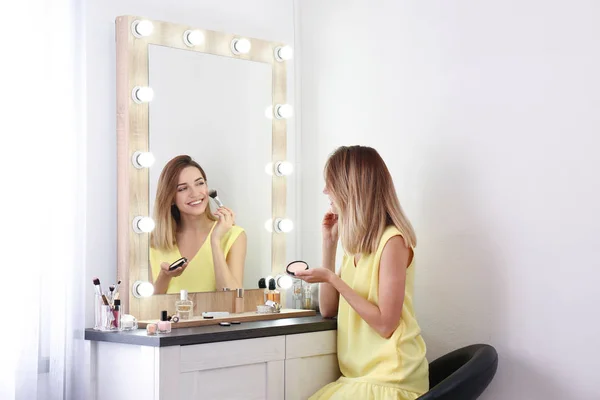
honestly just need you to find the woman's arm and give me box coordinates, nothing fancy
[152,261,188,295]
[318,244,340,318]
[331,236,409,338]
[297,235,409,338]
[211,232,246,290]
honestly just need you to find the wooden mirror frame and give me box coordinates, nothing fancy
[116,16,289,319]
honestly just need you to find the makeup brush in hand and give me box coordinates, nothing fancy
[209,189,224,207]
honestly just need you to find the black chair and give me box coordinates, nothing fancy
[418,344,498,399]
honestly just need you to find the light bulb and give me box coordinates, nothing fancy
[274,218,294,233]
[132,86,154,103]
[274,45,293,61]
[275,161,293,176]
[231,38,251,55]
[132,281,154,298]
[131,20,154,38]
[264,105,274,120]
[132,216,155,234]
[183,29,204,47]
[132,151,155,169]
[275,104,293,119]
[264,219,274,233]
[276,274,293,289]
[264,162,274,176]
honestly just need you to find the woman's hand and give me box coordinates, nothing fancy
[159,261,188,278]
[322,212,339,249]
[295,267,336,284]
[212,206,235,242]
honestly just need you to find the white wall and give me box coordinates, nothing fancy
[85,0,297,326]
[298,1,600,398]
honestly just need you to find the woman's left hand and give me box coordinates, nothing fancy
[294,268,336,284]
[212,207,235,242]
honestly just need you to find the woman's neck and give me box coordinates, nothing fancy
[178,213,214,233]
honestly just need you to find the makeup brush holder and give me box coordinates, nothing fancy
[95,304,119,331]
[93,293,103,330]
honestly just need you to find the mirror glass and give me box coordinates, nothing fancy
[148,44,272,294]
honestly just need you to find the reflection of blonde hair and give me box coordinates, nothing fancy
[324,146,416,255]
[150,155,216,251]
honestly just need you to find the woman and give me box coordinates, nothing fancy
[295,146,429,399]
[150,155,247,294]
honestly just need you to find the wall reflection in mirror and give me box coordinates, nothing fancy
[147,45,272,294]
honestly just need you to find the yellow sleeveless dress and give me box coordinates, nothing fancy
[150,223,244,294]
[310,226,429,400]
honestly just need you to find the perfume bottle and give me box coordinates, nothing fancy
[292,279,303,309]
[235,288,244,313]
[176,289,193,320]
[266,279,281,303]
[157,310,171,333]
[303,283,313,309]
[263,278,273,303]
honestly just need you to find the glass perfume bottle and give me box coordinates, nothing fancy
[303,283,313,309]
[292,279,303,309]
[266,278,281,303]
[176,289,193,320]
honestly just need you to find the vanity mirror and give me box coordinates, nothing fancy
[116,16,292,319]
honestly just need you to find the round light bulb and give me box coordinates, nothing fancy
[132,216,155,234]
[276,274,293,290]
[264,219,274,233]
[132,86,154,103]
[231,38,251,54]
[183,29,204,47]
[274,218,294,233]
[275,161,293,176]
[132,281,154,298]
[275,104,293,119]
[264,105,274,120]
[132,151,155,169]
[275,45,293,61]
[131,20,154,38]
[264,162,274,176]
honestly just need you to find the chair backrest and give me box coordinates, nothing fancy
[417,344,498,400]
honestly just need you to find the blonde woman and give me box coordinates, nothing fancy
[150,155,246,294]
[296,146,429,399]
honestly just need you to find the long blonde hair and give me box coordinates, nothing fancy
[150,155,217,251]
[324,145,416,255]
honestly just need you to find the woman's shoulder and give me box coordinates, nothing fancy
[381,225,402,241]
[375,225,409,254]
[222,225,245,241]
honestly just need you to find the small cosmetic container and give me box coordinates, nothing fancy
[157,310,171,333]
[120,314,138,331]
[146,323,157,335]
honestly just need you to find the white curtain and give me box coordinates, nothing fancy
[0,0,88,399]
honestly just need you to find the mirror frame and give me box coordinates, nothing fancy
[115,15,289,318]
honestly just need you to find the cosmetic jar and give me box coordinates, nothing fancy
[146,323,157,335]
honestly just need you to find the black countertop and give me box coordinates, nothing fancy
[85,315,336,347]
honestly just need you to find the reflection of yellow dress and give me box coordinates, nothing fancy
[150,223,244,294]
[310,226,429,400]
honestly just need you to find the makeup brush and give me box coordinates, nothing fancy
[209,189,224,207]
[108,285,115,303]
[114,279,122,300]
[93,277,110,306]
